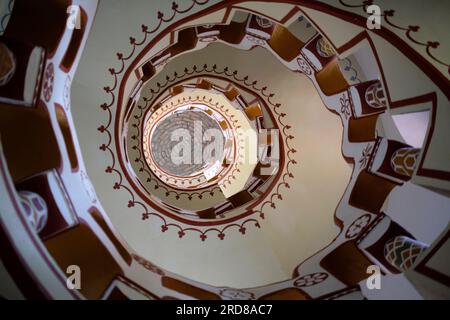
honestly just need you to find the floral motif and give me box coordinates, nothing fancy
[390,147,420,177]
[339,94,352,119]
[359,144,373,169]
[43,62,54,102]
[365,82,387,109]
[384,236,427,271]
[294,272,328,287]
[297,56,312,76]
[345,214,371,239]
[219,288,255,300]
[316,37,335,58]
[245,35,266,46]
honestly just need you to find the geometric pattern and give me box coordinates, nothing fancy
[390,147,420,177]
[339,94,352,119]
[18,190,48,233]
[294,272,328,287]
[384,236,428,272]
[219,288,255,300]
[364,81,386,109]
[345,214,371,239]
[43,62,55,102]
[358,144,373,169]
[297,56,312,75]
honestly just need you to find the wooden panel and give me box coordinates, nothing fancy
[161,276,220,300]
[365,219,414,273]
[219,120,228,130]
[196,79,212,90]
[195,208,216,219]
[4,0,71,56]
[349,171,397,213]
[224,87,239,101]
[321,242,373,286]
[228,190,254,207]
[45,223,122,300]
[89,208,132,265]
[0,101,61,182]
[244,104,263,121]
[0,38,45,106]
[170,85,184,97]
[219,20,247,44]
[348,115,378,142]
[141,61,156,82]
[268,25,304,61]
[0,218,49,299]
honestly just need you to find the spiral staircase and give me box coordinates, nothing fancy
[0,0,449,300]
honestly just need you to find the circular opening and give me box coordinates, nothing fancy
[149,106,225,178]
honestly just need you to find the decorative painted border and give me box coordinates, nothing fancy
[338,0,450,76]
[96,1,295,238]
[97,0,450,240]
[131,73,290,220]
[101,61,295,240]
[340,57,362,83]
[130,92,224,199]
[131,74,283,205]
